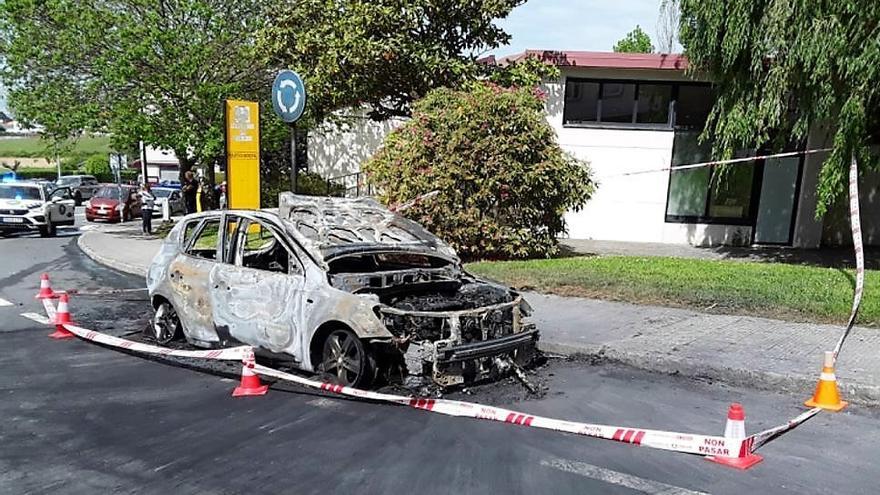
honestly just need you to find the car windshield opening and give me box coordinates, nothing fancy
[56,177,76,185]
[152,189,172,198]
[0,185,42,200]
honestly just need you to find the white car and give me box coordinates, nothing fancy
[0,182,76,237]
[151,187,185,216]
[146,194,538,388]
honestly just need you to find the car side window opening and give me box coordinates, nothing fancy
[223,215,241,264]
[237,219,298,275]
[185,218,221,260]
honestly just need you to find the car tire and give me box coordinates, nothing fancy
[319,328,376,388]
[152,300,182,345]
[39,219,56,238]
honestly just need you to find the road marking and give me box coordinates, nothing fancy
[20,312,50,325]
[0,297,13,307]
[541,458,707,495]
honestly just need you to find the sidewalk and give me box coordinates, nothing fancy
[78,224,880,405]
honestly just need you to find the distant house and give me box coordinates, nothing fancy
[131,144,180,183]
[307,50,880,248]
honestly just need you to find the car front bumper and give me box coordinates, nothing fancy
[378,296,540,387]
[0,213,46,230]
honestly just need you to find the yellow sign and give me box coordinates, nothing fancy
[225,99,261,209]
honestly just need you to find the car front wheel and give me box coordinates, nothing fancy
[39,218,56,237]
[153,300,182,345]
[319,328,375,388]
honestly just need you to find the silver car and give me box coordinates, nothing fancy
[146,194,538,388]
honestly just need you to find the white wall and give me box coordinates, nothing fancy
[545,72,746,245]
[307,115,406,180]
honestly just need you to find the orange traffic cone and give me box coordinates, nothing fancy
[35,273,58,300]
[805,351,847,411]
[232,349,269,397]
[49,294,75,340]
[706,403,763,469]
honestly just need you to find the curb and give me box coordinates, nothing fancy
[77,231,147,277]
[538,341,880,408]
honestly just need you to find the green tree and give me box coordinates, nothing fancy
[258,0,523,123]
[363,82,595,260]
[614,25,654,53]
[679,1,880,214]
[0,0,272,186]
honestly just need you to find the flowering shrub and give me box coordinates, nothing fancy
[364,82,594,260]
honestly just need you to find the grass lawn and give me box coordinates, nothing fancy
[0,135,112,158]
[466,256,879,327]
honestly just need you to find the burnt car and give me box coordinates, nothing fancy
[146,194,538,388]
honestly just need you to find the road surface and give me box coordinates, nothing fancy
[1,214,878,494]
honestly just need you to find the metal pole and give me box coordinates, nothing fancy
[55,142,61,181]
[290,123,297,193]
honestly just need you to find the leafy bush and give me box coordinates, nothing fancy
[83,153,109,176]
[363,82,594,260]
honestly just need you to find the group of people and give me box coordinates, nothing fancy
[137,170,202,235]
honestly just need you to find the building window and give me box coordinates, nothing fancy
[637,84,673,124]
[601,83,637,122]
[563,78,679,128]
[562,80,599,124]
[665,131,759,224]
[674,85,714,129]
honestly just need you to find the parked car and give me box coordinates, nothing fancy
[0,181,76,237]
[151,187,185,216]
[56,175,101,205]
[85,184,141,223]
[147,194,538,388]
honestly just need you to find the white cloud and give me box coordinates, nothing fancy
[490,0,667,56]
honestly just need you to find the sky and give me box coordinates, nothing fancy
[489,0,668,57]
[0,1,667,115]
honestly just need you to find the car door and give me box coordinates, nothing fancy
[166,216,223,345]
[169,191,184,214]
[47,187,76,225]
[210,215,307,358]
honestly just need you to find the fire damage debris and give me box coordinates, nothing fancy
[143,194,542,391]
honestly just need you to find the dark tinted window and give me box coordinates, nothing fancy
[563,80,599,123]
[600,83,636,122]
[637,84,672,124]
[675,85,714,128]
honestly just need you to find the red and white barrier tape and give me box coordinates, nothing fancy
[747,407,822,453]
[610,147,832,177]
[39,296,814,462]
[44,298,249,360]
[832,154,865,362]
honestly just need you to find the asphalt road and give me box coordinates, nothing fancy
[1,213,879,495]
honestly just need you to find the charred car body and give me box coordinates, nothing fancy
[147,193,538,387]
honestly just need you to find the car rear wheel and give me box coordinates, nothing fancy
[153,300,182,345]
[319,328,375,388]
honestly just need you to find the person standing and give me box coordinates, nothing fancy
[182,170,198,214]
[140,183,155,235]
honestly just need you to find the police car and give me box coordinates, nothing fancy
[0,181,76,237]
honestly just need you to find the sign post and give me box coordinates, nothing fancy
[224,99,261,209]
[271,70,307,193]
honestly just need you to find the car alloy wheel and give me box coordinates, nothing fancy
[319,328,373,388]
[153,301,181,345]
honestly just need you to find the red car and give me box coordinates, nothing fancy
[85,184,142,223]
